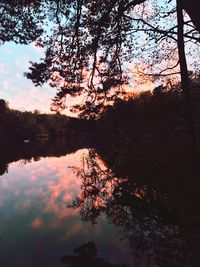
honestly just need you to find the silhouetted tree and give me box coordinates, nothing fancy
[0,100,93,141]
[0,0,44,44]
[176,0,197,158]
[21,0,199,117]
[68,149,200,267]
[0,99,8,113]
[0,1,199,116]
[181,0,200,32]
[1,1,199,151]
[60,241,126,267]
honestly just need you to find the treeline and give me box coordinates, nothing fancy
[0,100,94,142]
[0,137,93,176]
[97,75,200,151]
[93,77,200,227]
[1,74,200,146]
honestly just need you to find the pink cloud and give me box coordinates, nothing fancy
[9,85,54,113]
[61,223,83,241]
[0,150,87,229]
[2,80,9,91]
[14,199,32,212]
[31,217,44,229]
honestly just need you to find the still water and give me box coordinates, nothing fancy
[0,148,132,267]
[0,141,200,267]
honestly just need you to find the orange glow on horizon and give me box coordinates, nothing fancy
[129,65,155,93]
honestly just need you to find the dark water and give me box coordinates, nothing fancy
[0,140,200,267]
[0,144,132,267]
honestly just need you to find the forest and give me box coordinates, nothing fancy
[0,1,200,267]
[0,99,95,141]
[1,0,199,154]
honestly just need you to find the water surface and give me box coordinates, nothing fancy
[1,140,200,267]
[0,147,133,267]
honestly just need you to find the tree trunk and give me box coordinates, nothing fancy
[177,0,197,160]
[182,0,200,33]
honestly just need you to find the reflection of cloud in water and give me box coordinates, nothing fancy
[14,199,32,213]
[0,149,88,221]
[0,195,4,207]
[0,148,132,267]
[62,222,83,240]
[31,217,44,229]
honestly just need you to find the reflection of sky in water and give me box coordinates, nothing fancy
[0,149,132,267]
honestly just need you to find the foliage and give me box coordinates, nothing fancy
[0,0,45,44]
[97,74,200,147]
[60,241,126,267]
[5,0,196,117]
[68,147,200,267]
[68,149,123,224]
[0,1,199,117]
[0,99,82,140]
[0,99,9,113]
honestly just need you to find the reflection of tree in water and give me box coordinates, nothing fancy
[0,137,91,176]
[68,149,127,224]
[68,149,200,267]
[61,241,126,267]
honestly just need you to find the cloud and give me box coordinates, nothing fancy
[31,217,44,229]
[0,149,87,229]
[10,85,54,113]
[62,222,83,240]
[0,43,55,113]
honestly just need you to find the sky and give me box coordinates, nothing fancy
[0,0,198,116]
[0,41,154,115]
[0,42,57,114]
[0,1,159,116]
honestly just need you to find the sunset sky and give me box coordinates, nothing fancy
[0,42,56,114]
[0,39,198,116]
[0,16,198,116]
[0,41,155,115]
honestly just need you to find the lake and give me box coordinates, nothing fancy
[0,146,132,267]
[0,140,200,267]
